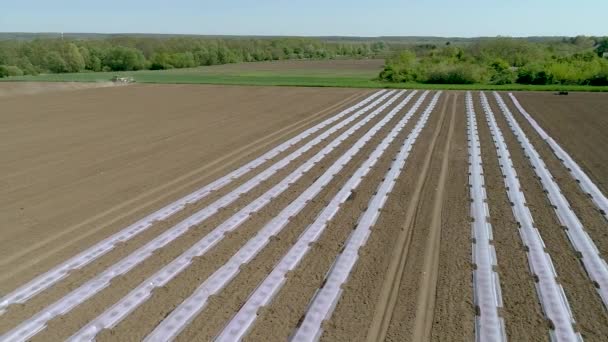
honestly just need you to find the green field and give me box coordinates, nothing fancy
[3,60,608,92]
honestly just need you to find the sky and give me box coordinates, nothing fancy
[1,0,606,37]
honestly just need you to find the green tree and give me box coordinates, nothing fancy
[103,46,145,71]
[44,51,68,73]
[63,43,85,72]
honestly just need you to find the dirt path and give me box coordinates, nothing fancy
[320,93,445,342]
[410,93,456,340]
[365,93,451,342]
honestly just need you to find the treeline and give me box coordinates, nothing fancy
[380,36,608,85]
[0,37,388,77]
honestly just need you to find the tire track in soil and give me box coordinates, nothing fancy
[0,90,370,287]
[1,92,390,337]
[487,96,608,341]
[319,93,445,342]
[473,95,548,341]
[57,93,408,342]
[429,93,476,342]
[410,93,456,341]
[221,94,433,341]
[500,93,608,259]
[365,93,451,342]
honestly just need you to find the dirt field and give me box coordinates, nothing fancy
[180,58,386,74]
[0,82,118,98]
[511,92,608,194]
[1,84,607,341]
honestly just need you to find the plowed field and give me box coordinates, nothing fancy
[1,84,607,341]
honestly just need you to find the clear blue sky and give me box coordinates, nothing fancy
[1,0,606,37]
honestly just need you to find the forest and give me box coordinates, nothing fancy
[0,36,387,77]
[379,36,608,85]
[1,35,607,86]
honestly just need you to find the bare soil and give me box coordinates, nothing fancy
[2,87,607,341]
[511,91,608,194]
[0,83,367,292]
[0,81,117,98]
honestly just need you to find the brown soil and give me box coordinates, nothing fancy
[510,91,608,194]
[96,92,408,342]
[474,95,548,341]
[2,87,607,342]
[0,84,367,292]
[183,58,385,74]
[500,92,608,260]
[429,93,476,342]
[239,92,432,342]
[487,94,608,341]
[0,81,118,98]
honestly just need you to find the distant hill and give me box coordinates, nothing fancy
[0,32,573,43]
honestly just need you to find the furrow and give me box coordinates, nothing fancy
[0,90,399,342]
[364,92,449,342]
[288,92,441,342]
[493,91,608,308]
[142,90,425,342]
[508,93,608,221]
[0,89,386,314]
[63,90,408,342]
[428,92,475,341]
[466,92,506,341]
[481,92,579,341]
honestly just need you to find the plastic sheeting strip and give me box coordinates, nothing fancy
[481,92,579,341]
[494,91,608,310]
[508,93,608,221]
[211,91,432,342]
[0,91,398,342]
[466,92,507,342]
[288,92,441,342]
[142,90,428,342]
[63,90,408,342]
[0,90,386,315]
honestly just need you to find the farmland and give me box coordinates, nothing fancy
[4,59,608,92]
[1,84,608,342]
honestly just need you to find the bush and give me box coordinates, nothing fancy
[517,63,553,84]
[1,65,24,77]
[424,64,483,84]
[378,51,419,82]
[0,65,24,77]
[490,68,517,84]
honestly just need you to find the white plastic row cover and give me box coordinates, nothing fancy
[493,91,608,309]
[290,91,442,342]
[508,93,608,221]
[480,92,578,341]
[0,89,387,315]
[66,90,408,342]
[0,91,395,342]
[144,90,426,342]
[466,92,506,342]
